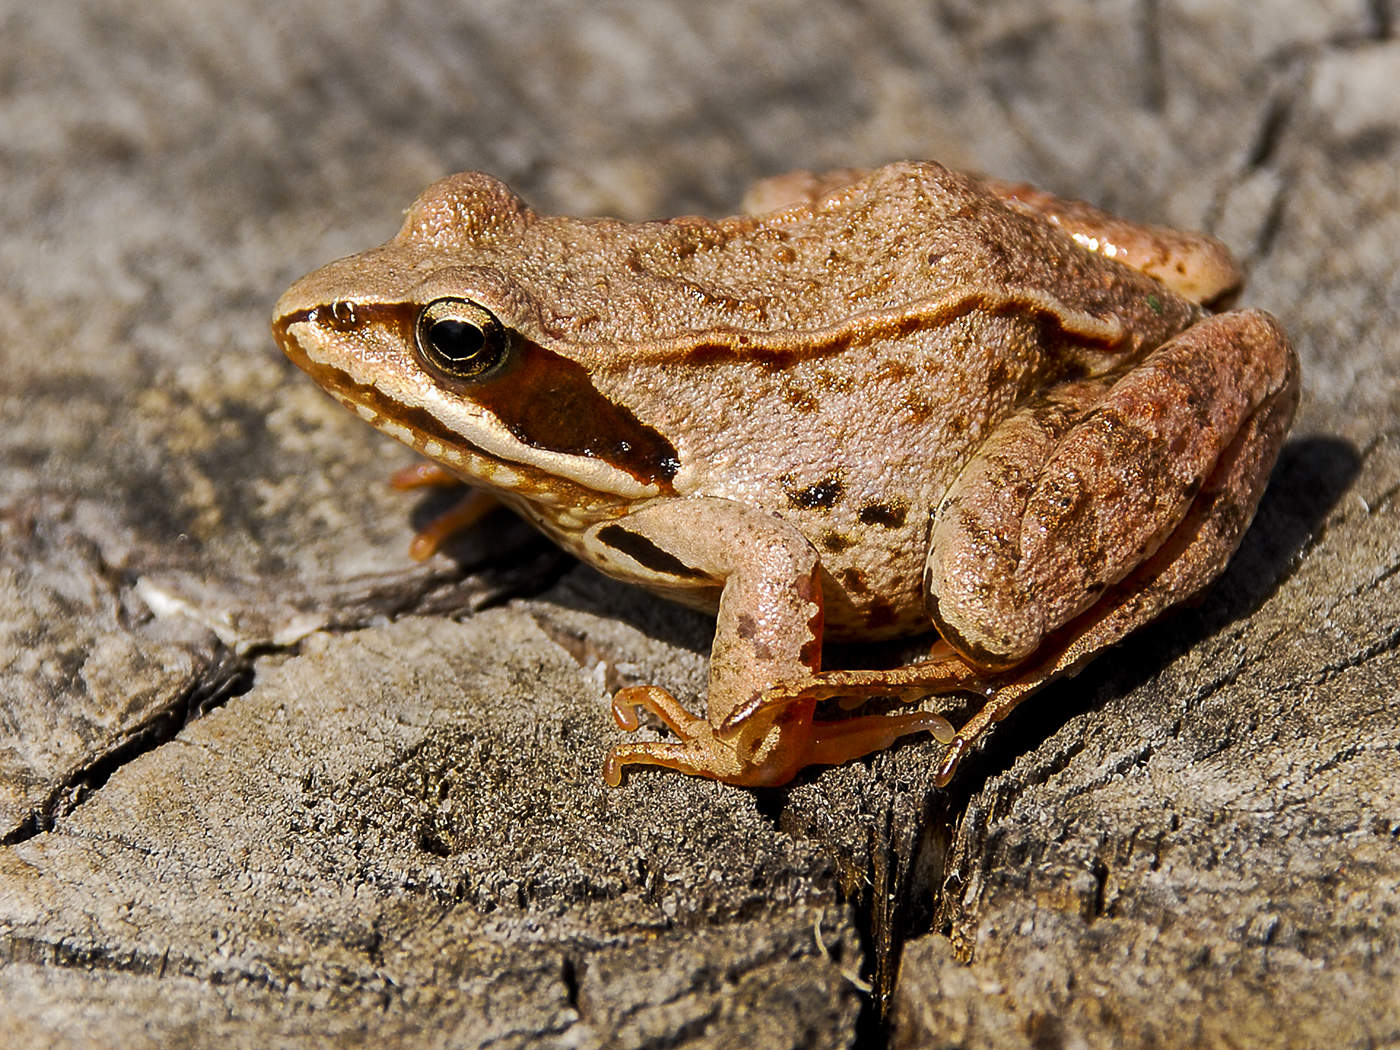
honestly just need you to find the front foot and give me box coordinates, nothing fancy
[603,685,774,787]
[602,684,956,788]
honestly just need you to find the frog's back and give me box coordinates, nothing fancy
[399,161,1197,353]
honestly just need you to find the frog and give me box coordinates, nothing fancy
[272,160,1298,788]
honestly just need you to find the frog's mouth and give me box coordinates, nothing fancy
[273,306,494,460]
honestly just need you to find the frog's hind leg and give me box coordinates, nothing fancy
[980,176,1242,306]
[925,309,1299,784]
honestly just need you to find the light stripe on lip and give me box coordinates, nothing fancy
[275,302,684,494]
[274,308,500,464]
[274,310,664,507]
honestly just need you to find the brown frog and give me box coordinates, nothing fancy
[273,161,1299,787]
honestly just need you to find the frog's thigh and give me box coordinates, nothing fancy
[590,498,824,718]
[980,176,1241,305]
[927,309,1297,670]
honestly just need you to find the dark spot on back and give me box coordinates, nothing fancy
[858,499,907,528]
[820,530,854,553]
[783,472,845,509]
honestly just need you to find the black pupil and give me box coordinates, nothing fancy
[429,319,486,363]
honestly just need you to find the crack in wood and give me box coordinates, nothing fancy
[1310,623,1400,685]
[2,653,254,846]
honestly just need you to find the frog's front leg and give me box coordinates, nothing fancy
[389,463,500,560]
[591,499,968,787]
[925,309,1299,780]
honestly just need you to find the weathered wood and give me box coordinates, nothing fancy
[1,1,1395,1047]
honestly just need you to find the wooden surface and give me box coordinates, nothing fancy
[2,2,1397,1047]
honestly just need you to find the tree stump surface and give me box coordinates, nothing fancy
[2,3,1396,1048]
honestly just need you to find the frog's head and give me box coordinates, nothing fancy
[272,172,681,511]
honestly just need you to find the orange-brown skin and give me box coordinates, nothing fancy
[273,161,1298,787]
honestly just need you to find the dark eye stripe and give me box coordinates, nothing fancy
[469,333,681,486]
[277,303,681,490]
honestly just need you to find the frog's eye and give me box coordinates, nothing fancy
[415,298,510,381]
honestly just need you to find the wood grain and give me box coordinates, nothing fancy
[1,1,1395,1046]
